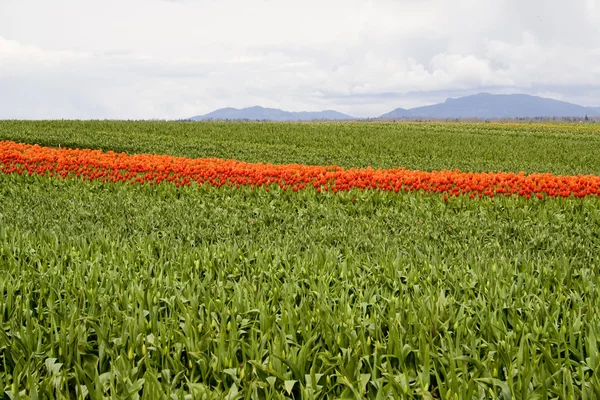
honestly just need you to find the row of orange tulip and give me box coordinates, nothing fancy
[2,140,600,199]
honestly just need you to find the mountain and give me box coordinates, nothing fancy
[379,93,600,119]
[379,107,412,119]
[588,107,600,115]
[190,106,354,121]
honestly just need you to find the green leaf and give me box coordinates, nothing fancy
[284,380,297,395]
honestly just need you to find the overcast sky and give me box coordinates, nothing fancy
[1,0,599,119]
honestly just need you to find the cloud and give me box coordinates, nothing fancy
[0,36,92,76]
[1,0,599,118]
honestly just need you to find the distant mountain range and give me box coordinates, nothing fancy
[189,106,354,121]
[189,94,600,121]
[379,93,600,119]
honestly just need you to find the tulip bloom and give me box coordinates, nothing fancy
[2,140,600,200]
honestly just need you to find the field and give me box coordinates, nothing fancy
[1,121,600,399]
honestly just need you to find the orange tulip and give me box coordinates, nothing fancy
[2,140,599,200]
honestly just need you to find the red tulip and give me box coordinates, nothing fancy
[1,140,599,200]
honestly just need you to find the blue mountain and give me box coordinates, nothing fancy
[380,93,600,119]
[588,107,600,115]
[190,106,354,121]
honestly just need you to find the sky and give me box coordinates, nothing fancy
[1,0,599,119]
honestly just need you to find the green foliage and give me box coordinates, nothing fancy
[1,120,600,174]
[2,121,600,397]
[1,172,600,398]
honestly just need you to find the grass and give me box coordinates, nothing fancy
[1,121,600,398]
[1,120,600,174]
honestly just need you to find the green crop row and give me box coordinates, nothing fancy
[1,120,600,174]
[2,171,600,398]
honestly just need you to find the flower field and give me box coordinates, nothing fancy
[1,121,600,398]
[2,140,600,199]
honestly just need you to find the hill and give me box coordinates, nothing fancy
[190,106,354,121]
[380,93,600,119]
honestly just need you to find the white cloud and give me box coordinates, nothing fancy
[0,0,599,119]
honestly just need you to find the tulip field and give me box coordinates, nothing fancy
[1,121,600,399]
